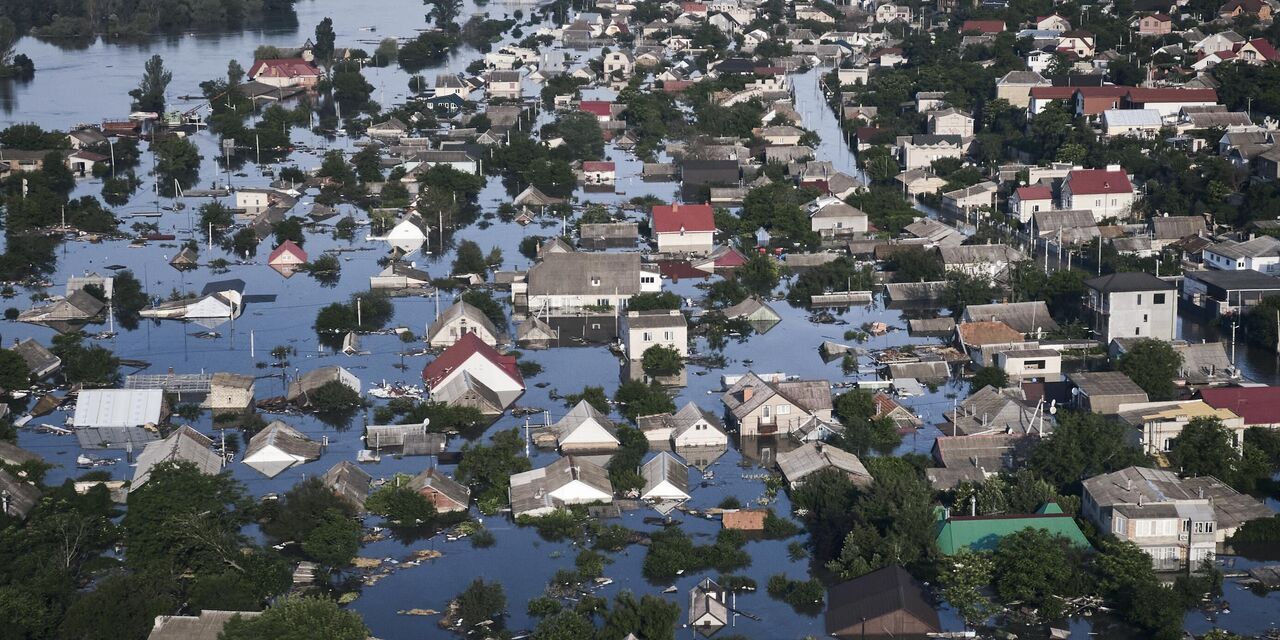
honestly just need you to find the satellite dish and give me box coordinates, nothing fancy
[1049,399,1058,414]
[1070,387,1080,397]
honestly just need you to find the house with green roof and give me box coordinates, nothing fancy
[934,503,1092,555]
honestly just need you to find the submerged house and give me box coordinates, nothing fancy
[509,456,614,517]
[10,338,61,380]
[407,467,471,513]
[553,400,620,452]
[722,372,833,436]
[776,441,873,489]
[19,290,105,324]
[287,366,361,407]
[689,578,730,632]
[640,451,690,505]
[825,566,941,639]
[426,300,500,348]
[131,426,224,492]
[324,461,372,511]
[243,421,321,478]
[422,333,525,414]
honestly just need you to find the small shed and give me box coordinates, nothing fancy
[553,400,620,452]
[516,316,557,348]
[205,372,255,410]
[169,247,199,270]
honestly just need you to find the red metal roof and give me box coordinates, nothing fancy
[268,240,307,264]
[1066,169,1133,195]
[681,1,707,11]
[582,161,615,172]
[962,20,1006,33]
[1243,38,1280,60]
[713,246,748,268]
[422,332,522,388]
[1199,387,1280,425]
[1125,87,1218,104]
[652,203,715,234]
[1029,86,1077,99]
[249,58,320,80]
[1015,185,1052,201]
[579,100,614,117]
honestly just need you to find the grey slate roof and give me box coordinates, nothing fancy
[131,426,223,491]
[776,441,871,486]
[640,451,690,499]
[407,467,471,508]
[427,300,500,343]
[962,301,1060,334]
[147,611,261,640]
[0,469,40,519]
[527,252,641,296]
[323,461,372,511]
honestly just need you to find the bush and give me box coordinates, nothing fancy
[306,380,363,413]
[365,479,437,525]
[640,345,684,377]
[767,574,825,613]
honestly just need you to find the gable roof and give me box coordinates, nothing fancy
[553,399,619,443]
[825,566,940,636]
[248,58,320,79]
[776,441,871,485]
[407,467,471,507]
[427,300,500,341]
[268,240,307,264]
[956,320,1025,346]
[421,332,522,389]
[132,426,223,491]
[1199,386,1280,425]
[527,252,641,296]
[652,203,715,234]
[962,302,1060,334]
[1066,169,1133,195]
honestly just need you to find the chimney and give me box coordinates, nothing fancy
[742,386,753,402]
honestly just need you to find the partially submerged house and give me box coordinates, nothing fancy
[553,400,620,452]
[689,578,730,633]
[825,566,941,639]
[422,333,525,414]
[407,467,471,513]
[131,426,224,492]
[426,300,500,348]
[9,338,61,380]
[19,290,105,324]
[722,372,833,436]
[287,366,361,407]
[776,441,873,489]
[622,309,688,360]
[640,451,691,506]
[509,456,614,517]
[204,373,255,411]
[324,461,372,511]
[243,421,321,478]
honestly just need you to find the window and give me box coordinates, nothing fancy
[597,298,611,307]
[1113,514,1127,534]
[1154,293,1165,304]
[1163,437,1174,451]
[1137,294,1143,305]
[663,331,673,340]
[776,405,791,415]
[1193,521,1216,534]
[641,276,655,284]
[643,332,652,342]
[1135,327,1141,336]
[1025,359,1046,370]
[1143,314,1148,322]
[591,277,601,286]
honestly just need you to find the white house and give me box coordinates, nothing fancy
[939,244,1027,280]
[485,70,522,100]
[1010,185,1054,224]
[639,451,690,503]
[898,135,965,170]
[926,109,975,137]
[520,252,661,313]
[603,51,634,77]
[1061,167,1135,222]
[807,196,868,236]
[995,348,1062,380]
[1203,236,1280,275]
[509,456,613,517]
[243,421,321,478]
[553,400,620,452]
[422,333,525,413]
[652,203,716,254]
[670,402,728,448]
[623,309,688,360]
[426,300,500,348]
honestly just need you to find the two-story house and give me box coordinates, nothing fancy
[1117,400,1246,455]
[722,372,833,436]
[622,309,688,360]
[1061,168,1136,222]
[652,203,716,255]
[1083,466,1272,570]
[1202,235,1280,275]
[1084,272,1178,342]
[521,252,662,313]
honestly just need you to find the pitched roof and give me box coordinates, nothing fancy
[244,420,321,461]
[268,240,307,264]
[407,467,471,507]
[776,441,871,485]
[527,252,641,296]
[956,320,1025,346]
[422,332,522,388]
[1015,185,1052,200]
[652,203,715,234]
[1199,386,1280,425]
[962,302,1060,333]
[935,504,1090,554]
[132,426,223,491]
[248,58,320,79]
[323,461,372,510]
[1066,169,1133,195]
[825,566,940,636]
[426,300,500,342]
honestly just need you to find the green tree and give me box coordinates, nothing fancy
[152,136,202,195]
[991,528,1084,619]
[129,55,173,113]
[1168,417,1269,491]
[564,386,610,414]
[364,480,437,525]
[969,366,1008,393]
[262,477,357,543]
[532,610,595,640]
[425,0,463,28]
[613,380,675,423]
[453,240,488,275]
[940,549,995,628]
[1028,409,1150,493]
[626,292,682,311]
[313,18,336,66]
[50,332,120,387]
[274,216,306,246]
[737,254,782,296]
[833,389,901,456]
[1116,339,1182,401]
[554,112,605,161]
[599,592,680,640]
[0,349,31,392]
[640,345,684,377]
[941,271,997,314]
[301,510,360,567]
[455,578,506,630]
[220,596,368,640]
[456,429,532,511]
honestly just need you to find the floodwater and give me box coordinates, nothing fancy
[1,2,1278,638]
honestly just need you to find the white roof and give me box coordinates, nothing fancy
[1102,109,1163,127]
[73,389,165,428]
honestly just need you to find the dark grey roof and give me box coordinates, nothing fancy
[1185,269,1280,291]
[323,461,371,510]
[407,467,471,507]
[1084,272,1175,293]
[1069,371,1148,398]
[825,566,941,636]
[527,252,641,296]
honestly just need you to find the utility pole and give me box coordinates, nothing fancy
[1230,321,1237,367]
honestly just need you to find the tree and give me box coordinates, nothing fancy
[50,333,120,387]
[833,389,901,456]
[365,480,437,525]
[307,380,363,414]
[1168,417,1269,491]
[0,18,19,71]
[313,18,336,66]
[262,477,357,544]
[456,429,532,511]
[737,254,782,296]
[554,112,605,161]
[301,511,360,567]
[129,55,173,113]
[613,380,675,422]
[461,289,507,328]
[940,271,996,314]
[456,579,506,630]
[453,240,488,275]
[220,596,368,640]
[227,59,245,86]
[991,528,1084,619]
[626,292,681,311]
[426,0,463,28]
[600,592,680,640]
[969,366,1008,393]
[152,136,202,195]
[1028,409,1149,493]
[533,610,595,639]
[939,549,995,628]
[0,349,31,393]
[564,386,610,414]
[641,345,684,377]
[274,216,306,246]
[1117,339,1182,401]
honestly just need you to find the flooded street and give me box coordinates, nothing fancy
[3,2,1279,638]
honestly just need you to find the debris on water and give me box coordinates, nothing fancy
[398,608,437,616]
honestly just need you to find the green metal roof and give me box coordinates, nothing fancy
[934,503,1091,555]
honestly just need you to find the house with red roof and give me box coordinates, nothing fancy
[1122,88,1218,117]
[248,58,321,89]
[1234,38,1280,64]
[268,240,308,268]
[579,100,617,121]
[1199,386,1280,428]
[1010,185,1054,224]
[1072,86,1130,117]
[422,332,524,414]
[961,20,1006,34]
[1061,168,1135,222]
[652,203,716,255]
[582,160,616,185]
[1219,0,1272,20]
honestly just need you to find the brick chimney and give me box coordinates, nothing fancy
[741,386,754,402]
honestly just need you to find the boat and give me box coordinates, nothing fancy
[368,381,423,400]
[76,454,117,468]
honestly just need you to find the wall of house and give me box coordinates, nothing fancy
[657,230,715,254]
[206,386,254,410]
[1099,289,1177,342]
[429,317,498,348]
[1063,185,1135,222]
[738,397,811,436]
[672,423,728,448]
[625,323,689,359]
